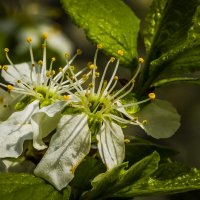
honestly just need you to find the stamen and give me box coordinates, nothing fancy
[101,58,120,97]
[97,58,114,95]
[4,48,22,76]
[7,84,13,91]
[111,60,142,100]
[63,95,70,101]
[148,92,156,100]
[138,57,144,64]
[124,139,130,143]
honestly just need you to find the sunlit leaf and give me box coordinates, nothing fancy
[61,0,140,65]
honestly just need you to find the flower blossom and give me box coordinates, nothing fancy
[34,46,156,190]
[0,34,88,158]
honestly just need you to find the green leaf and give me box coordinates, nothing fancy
[140,0,200,92]
[114,162,200,197]
[136,99,181,139]
[0,173,70,200]
[70,157,106,200]
[61,0,140,65]
[81,152,160,200]
[152,77,200,88]
[125,137,177,165]
[143,0,167,53]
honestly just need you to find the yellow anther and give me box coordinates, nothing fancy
[97,44,103,49]
[42,32,48,39]
[95,72,100,77]
[3,65,8,71]
[124,139,130,143]
[117,50,124,56]
[7,85,13,91]
[38,60,43,65]
[88,83,94,88]
[51,57,56,62]
[65,53,70,59]
[110,57,115,62]
[82,74,88,81]
[46,71,51,78]
[59,67,63,72]
[148,92,156,100]
[114,76,118,80]
[0,65,2,70]
[76,49,82,55]
[26,37,32,43]
[4,48,9,53]
[63,95,70,101]
[138,57,144,64]
[89,64,95,70]
[51,70,55,76]
[142,120,148,125]
[70,66,75,70]
[17,80,21,84]
[70,76,75,81]
[133,116,138,121]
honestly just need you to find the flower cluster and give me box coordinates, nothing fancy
[0,35,155,190]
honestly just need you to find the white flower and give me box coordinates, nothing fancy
[0,34,88,157]
[34,48,155,190]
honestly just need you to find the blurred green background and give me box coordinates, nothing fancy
[0,0,200,199]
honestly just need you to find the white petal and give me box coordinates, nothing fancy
[97,120,125,170]
[1,63,37,85]
[31,101,66,150]
[0,88,23,121]
[34,113,91,190]
[0,100,39,158]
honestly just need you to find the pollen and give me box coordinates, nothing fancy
[3,65,8,71]
[88,83,94,88]
[82,74,88,81]
[65,53,70,59]
[51,57,56,62]
[97,44,103,49]
[110,57,115,62]
[114,76,118,80]
[148,92,156,100]
[89,64,95,70]
[38,60,43,65]
[63,95,70,101]
[4,48,9,53]
[133,116,138,121]
[142,120,148,125]
[117,50,124,56]
[17,80,21,83]
[46,71,51,78]
[124,139,130,143]
[26,37,32,43]
[51,70,55,76]
[7,85,13,91]
[138,57,144,64]
[59,67,63,72]
[76,49,82,55]
[95,72,100,77]
[70,66,75,70]
[42,32,48,39]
